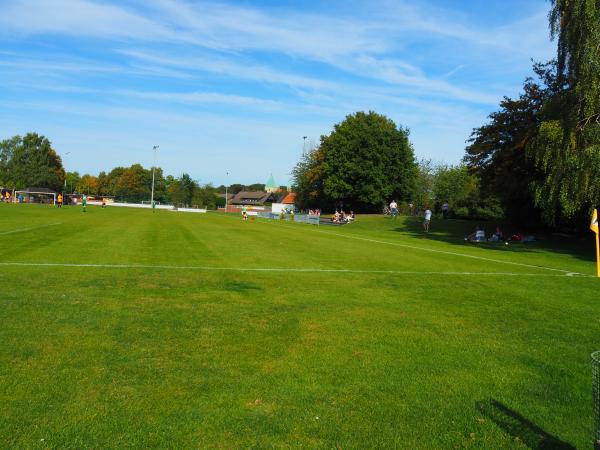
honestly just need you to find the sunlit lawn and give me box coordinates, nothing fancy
[1,204,598,448]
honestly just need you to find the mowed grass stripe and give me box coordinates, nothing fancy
[208,212,588,275]
[0,222,62,235]
[1,206,535,275]
[1,205,598,448]
[1,206,593,277]
[1,260,598,448]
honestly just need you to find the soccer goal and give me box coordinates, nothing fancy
[15,190,56,205]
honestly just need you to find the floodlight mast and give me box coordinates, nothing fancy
[63,152,71,197]
[151,145,159,210]
[225,171,230,212]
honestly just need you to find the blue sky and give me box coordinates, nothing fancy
[0,0,555,186]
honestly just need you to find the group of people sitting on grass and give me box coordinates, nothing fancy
[465,226,536,243]
[308,209,321,216]
[332,210,355,224]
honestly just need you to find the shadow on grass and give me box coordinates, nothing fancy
[477,399,575,449]
[222,280,262,292]
[391,216,594,264]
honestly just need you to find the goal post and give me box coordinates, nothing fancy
[14,191,57,205]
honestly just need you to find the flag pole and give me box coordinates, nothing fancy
[591,209,600,278]
[596,231,600,278]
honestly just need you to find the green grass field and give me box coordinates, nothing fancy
[1,204,598,449]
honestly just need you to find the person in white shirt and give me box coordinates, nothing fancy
[389,200,398,218]
[424,208,432,232]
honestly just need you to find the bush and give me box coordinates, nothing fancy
[453,206,470,219]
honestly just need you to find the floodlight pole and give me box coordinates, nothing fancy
[302,136,307,156]
[224,171,230,212]
[63,152,70,202]
[151,145,159,210]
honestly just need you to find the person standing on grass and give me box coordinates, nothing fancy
[424,207,432,232]
[389,200,398,218]
[441,202,449,219]
[82,194,87,212]
[241,205,248,221]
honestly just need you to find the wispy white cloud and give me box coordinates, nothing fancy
[0,0,553,69]
[0,56,192,79]
[144,0,390,58]
[116,49,337,91]
[118,89,283,109]
[0,79,343,117]
[117,49,501,105]
[367,0,553,58]
[0,58,122,74]
[330,56,501,104]
[0,0,555,171]
[0,0,172,41]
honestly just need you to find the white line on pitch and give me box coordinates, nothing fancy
[0,222,62,236]
[245,217,583,276]
[311,229,582,275]
[0,261,591,277]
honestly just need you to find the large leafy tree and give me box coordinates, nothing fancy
[114,164,152,202]
[433,164,502,220]
[77,174,99,195]
[413,159,434,211]
[246,183,265,192]
[432,164,477,210]
[465,62,559,224]
[167,173,197,206]
[291,143,326,209]
[0,133,65,190]
[227,184,246,194]
[192,184,218,209]
[64,171,80,194]
[293,111,416,212]
[528,0,600,223]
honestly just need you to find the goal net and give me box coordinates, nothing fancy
[15,191,56,205]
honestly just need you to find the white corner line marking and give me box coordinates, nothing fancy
[210,214,588,276]
[312,229,583,276]
[0,262,592,277]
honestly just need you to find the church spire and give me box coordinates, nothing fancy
[265,173,278,193]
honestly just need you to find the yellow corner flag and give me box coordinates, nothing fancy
[591,209,600,277]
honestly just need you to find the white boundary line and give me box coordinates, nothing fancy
[311,229,581,275]
[232,214,585,276]
[0,222,62,236]
[0,261,590,277]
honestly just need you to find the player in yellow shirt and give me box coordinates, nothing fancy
[57,194,63,208]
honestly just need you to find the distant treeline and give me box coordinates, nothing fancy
[0,134,271,208]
